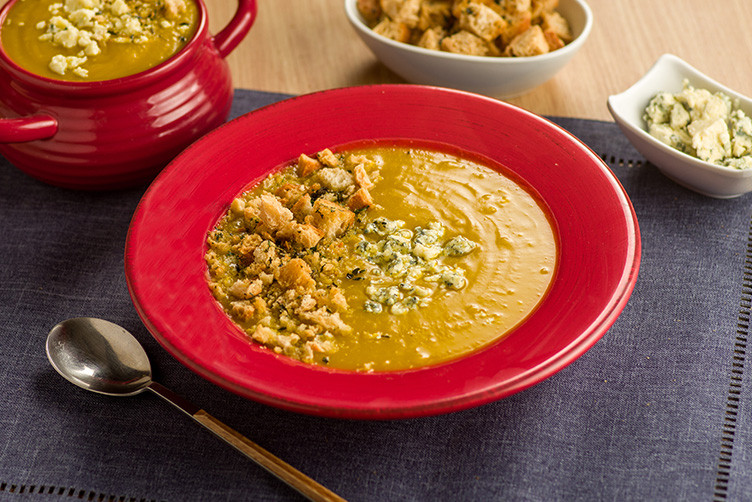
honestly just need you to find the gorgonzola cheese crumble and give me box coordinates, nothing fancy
[36,0,191,77]
[644,80,752,169]
[355,218,477,316]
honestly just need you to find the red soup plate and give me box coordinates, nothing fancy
[125,85,641,419]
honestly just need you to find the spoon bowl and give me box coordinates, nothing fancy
[45,317,345,502]
[46,317,152,396]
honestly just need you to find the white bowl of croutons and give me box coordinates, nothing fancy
[345,0,592,98]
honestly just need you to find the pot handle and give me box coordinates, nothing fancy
[213,0,258,59]
[0,115,58,143]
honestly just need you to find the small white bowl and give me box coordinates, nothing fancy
[344,0,593,98]
[607,53,752,199]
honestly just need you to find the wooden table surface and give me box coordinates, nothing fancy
[204,0,752,121]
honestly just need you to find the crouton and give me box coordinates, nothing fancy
[364,0,569,57]
[311,199,355,238]
[541,10,572,43]
[297,153,322,177]
[252,325,276,345]
[543,30,564,51]
[530,0,558,19]
[292,193,314,220]
[252,239,281,272]
[441,30,499,56]
[418,0,452,31]
[348,188,374,211]
[498,0,532,14]
[296,224,324,248]
[373,18,412,43]
[274,183,305,206]
[356,0,382,23]
[228,278,263,299]
[234,233,263,263]
[418,26,445,50]
[230,301,256,322]
[392,0,422,28]
[380,0,404,19]
[276,258,315,291]
[317,148,341,168]
[451,0,471,18]
[499,10,532,46]
[277,222,324,249]
[258,193,293,232]
[458,2,506,41]
[315,167,354,192]
[503,25,549,57]
[353,163,374,189]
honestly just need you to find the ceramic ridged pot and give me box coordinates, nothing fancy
[0,0,257,190]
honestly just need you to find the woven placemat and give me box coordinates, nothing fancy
[0,89,750,502]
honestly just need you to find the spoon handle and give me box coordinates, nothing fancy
[147,382,347,502]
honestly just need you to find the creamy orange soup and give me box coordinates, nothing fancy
[205,144,557,371]
[2,0,198,81]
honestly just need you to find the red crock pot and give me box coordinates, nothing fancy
[0,0,257,190]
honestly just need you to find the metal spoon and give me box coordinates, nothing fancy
[45,317,346,502]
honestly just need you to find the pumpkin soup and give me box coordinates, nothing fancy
[205,144,557,371]
[1,0,198,81]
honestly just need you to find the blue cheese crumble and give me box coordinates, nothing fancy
[644,80,752,169]
[353,217,477,315]
[37,0,190,77]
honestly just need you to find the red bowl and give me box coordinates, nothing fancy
[125,85,640,419]
[0,0,257,190]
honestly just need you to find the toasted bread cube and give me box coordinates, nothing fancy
[294,223,324,249]
[503,25,549,57]
[418,27,443,50]
[373,18,412,43]
[276,221,324,249]
[292,193,313,219]
[440,30,499,56]
[450,0,470,18]
[499,10,532,46]
[418,0,452,30]
[311,199,355,238]
[258,193,293,232]
[229,278,263,299]
[277,258,315,291]
[530,0,558,19]
[481,0,529,16]
[353,163,374,189]
[235,233,263,262]
[274,182,306,206]
[297,153,322,177]
[458,2,506,41]
[252,325,276,345]
[357,0,382,23]
[316,148,341,168]
[543,30,564,51]
[541,10,572,43]
[348,187,374,211]
[315,167,354,192]
[380,0,404,19]
[229,301,256,322]
[392,0,422,28]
